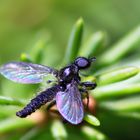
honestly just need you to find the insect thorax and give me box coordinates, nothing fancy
[58,64,79,83]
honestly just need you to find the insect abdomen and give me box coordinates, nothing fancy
[16,85,59,118]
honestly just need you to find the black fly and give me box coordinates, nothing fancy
[0,57,97,124]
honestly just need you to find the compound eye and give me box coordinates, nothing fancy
[74,57,90,69]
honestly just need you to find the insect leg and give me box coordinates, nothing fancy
[79,81,96,109]
[46,100,56,110]
[16,85,60,118]
[85,91,89,109]
[79,81,97,90]
[80,88,89,109]
[62,118,68,124]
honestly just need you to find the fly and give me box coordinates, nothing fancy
[0,57,97,124]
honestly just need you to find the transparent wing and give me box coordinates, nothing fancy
[56,81,84,124]
[0,62,58,84]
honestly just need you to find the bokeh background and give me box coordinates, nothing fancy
[0,0,140,140]
[1,0,140,63]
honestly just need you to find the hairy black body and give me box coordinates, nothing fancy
[16,85,61,117]
[0,56,97,124]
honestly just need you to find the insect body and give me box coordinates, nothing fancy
[0,57,96,124]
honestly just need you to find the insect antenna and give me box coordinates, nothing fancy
[89,57,96,62]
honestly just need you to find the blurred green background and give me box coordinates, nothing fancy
[0,0,140,140]
[1,0,140,63]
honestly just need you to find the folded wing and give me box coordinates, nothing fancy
[56,81,84,124]
[0,62,58,84]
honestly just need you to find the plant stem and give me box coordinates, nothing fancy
[0,96,26,106]
[84,113,100,126]
[98,26,140,66]
[65,18,84,63]
[78,31,106,57]
[0,117,35,133]
[98,96,140,112]
[20,53,33,63]
[81,126,109,140]
[93,83,140,100]
[51,120,67,140]
[97,66,139,85]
